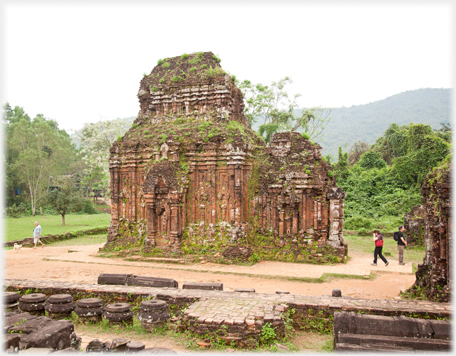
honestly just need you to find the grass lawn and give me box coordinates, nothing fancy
[344,233,426,265]
[4,214,110,242]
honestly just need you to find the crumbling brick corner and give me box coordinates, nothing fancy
[405,160,451,302]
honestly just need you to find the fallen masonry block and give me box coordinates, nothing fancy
[333,312,452,352]
[86,339,111,353]
[111,338,131,352]
[97,273,133,285]
[182,282,223,291]
[22,320,77,350]
[126,275,178,288]
[3,334,20,353]
[337,333,451,351]
[234,288,255,293]
[4,312,36,332]
[8,316,54,335]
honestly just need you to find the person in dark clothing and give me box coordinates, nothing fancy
[371,229,388,266]
[397,225,407,265]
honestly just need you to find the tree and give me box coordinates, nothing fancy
[333,147,349,180]
[347,141,371,166]
[75,118,131,196]
[41,176,85,226]
[3,103,31,207]
[6,106,75,215]
[239,77,331,144]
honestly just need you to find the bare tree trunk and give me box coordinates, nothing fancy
[62,213,65,226]
[40,207,43,215]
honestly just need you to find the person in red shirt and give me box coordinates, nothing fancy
[371,229,388,266]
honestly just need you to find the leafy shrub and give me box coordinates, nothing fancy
[79,199,100,215]
[200,64,207,69]
[189,67,197,73]
[157,59,164,65]
[150,86,158,92]
[260,323,277,345]
[5,203,28,218]
[181,53,189,60]
[159,78,165,84]
[162,62,170,68]
[302,132,311,139]
[358,151,386,169]
[344,215,373,230]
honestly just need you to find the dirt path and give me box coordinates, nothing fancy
[5,244,415,299]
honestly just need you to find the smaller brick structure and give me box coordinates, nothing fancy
[182,299,286,347]
[405,162,451,302]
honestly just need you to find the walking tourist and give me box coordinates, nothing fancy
[396,225,407,265]
[33,221,45,249]
[371,230,388,266]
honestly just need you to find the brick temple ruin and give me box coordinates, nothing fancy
[105,52,347,263]
[405,161,451,302]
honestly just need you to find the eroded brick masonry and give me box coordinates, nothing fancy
[106,52,347,263]
[406,161,452,302]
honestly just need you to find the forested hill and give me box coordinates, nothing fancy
[307,88,451,158]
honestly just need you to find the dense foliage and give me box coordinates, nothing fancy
[3,103,105,217]
[335,122,451,231]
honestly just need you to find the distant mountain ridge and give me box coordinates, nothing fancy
[309,88,451,158]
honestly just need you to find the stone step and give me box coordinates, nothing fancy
[338,333,451,351]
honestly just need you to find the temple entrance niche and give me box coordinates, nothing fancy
[142,165,185,252]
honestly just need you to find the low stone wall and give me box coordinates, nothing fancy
[4,278,451,341]
[4,227,108,248]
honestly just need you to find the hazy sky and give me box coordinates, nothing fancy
[1,1,453,133]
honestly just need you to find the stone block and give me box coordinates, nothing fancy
[23,320,76,350]
[182,282,223,291]
[126,276,178,288]
[97,273,132,285]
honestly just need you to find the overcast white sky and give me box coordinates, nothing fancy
[1,1,453,133]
